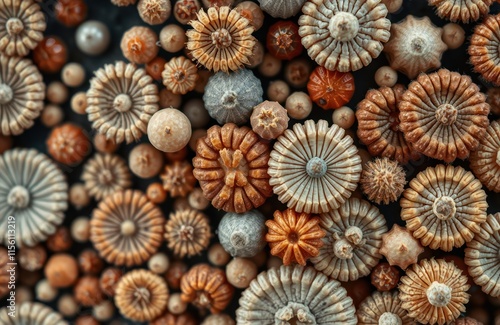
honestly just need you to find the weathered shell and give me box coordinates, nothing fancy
[357,291,416,325]
[310,198,388,282]
[165,209,211,258]
[218,210,266,257]
[379,224,424,270]
[401,165,488,251]
[0,149,68,248]
[203,69,263,125]
[236,265,357,324]
[268,119,362,214]
[250,100,289,140]
[0,302,67,325]
[429,0,493,23]
[465,212,500,297]
[298,0,390,72]
[360,157,406,205]
[470,120,500,192]
[258,0,306,19]
[469,14,500,86]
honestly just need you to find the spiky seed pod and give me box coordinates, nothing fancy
[360,158,406,205]
[379,224,424,270]
[165,209,211,258]
[160,161,196,198]
[250,100,289,140]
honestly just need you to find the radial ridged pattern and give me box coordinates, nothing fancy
[258,0,306,19]
[469,14,500,86]
[161,56,198,95]
[236,265,357,324]
[86,61,159,144]
[357,291,415,325]
[0,149,67,248]
[298,0,391,72]
[428,0,493,23]
[0,302,67,325]
[401,165,488,251]
[470,120,500,192]
[360,157,406,205]
[399,259,470,325]
[0,0,46,57]
[465,213,500,297]
[268,119,362,214]
[186,6,256,73]
[356,84,420,164]
[311,198,387,282]
[399,69,490,163]
[115,269,169,322]
[164,209,211,258]
[90,190,165,267]
[0,54,45,136]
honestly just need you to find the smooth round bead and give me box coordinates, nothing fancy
[75,21,110,56]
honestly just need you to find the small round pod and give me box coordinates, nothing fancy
[128,143,164,178]
[160,24,186,53]
[75,20,110,56]
[147,108,192,153]
[71,216,90,243]
[148,252,170,274]
[217,210,267,257]
[44,254,79,288]
[173,0,201,25]
[226,257,258,289]
[35,279,58,302]
[250,100,289,140]
[285,91,313,120]
[93,300,115,321]
[58,293,80,318]
[120,26,159,64]
[61,63,86,88]
[138,0,171,25]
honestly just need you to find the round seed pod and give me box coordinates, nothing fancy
[226,258,258,289]
[75,20,110,56]
[250,100,289,140]
[74,276,104,307]
[138,0,171,25]
[217,210,267,257]
[128,143,164,178]
[147,108,192,153]
[357,291,415,325]
[44,254,79,288]
[0,302,67,325]
[258,0,306,19]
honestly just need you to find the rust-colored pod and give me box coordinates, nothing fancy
[33,36,68,74]
[307,66,354,110]
[266,20,303,60]
[47,123,91,166]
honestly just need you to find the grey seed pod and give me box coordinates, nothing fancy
[217,210,266,258]
[258,0,306,19]
[203,69,263,125]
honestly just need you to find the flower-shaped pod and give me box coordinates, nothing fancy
[0,302,67,325]
[470,120,500,192]
[470,14,500,86]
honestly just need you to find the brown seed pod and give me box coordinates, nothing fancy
[193,123,273,213]
[0,302,67,325]
[120,26,159,64]
[470,14,500,86]
[90,190,165,267]
[370,262,400,292]
[429,0,492,23]
[465,212,500,297]
[100,267,123,297]
[470,120,500,192]
[0,248,10,298]
[399,69,490,162]
[44,254,79,288]
[74,275,104,307]
[360,158,406,205]
[356,84,420,164]
[115,269,169,322]
[81,153,132,201]
[311,198,387,282]
[236,265,357,324]
[46,123,90,166]
[165,260,187,290]
[173,0,201,24]
[250,100,289,140]
[162,56,199,95]
[383,15,447,79]
[78,249,104,275]
[357,291,415,325]
[401,165,488,251]
[186,6,256,73]
[165,209,211,258]
[151,312,198,325]
[180,264,234,314]
[265,208,325,266]
[399,259,470,325]
[160,161,196,198]
[19,244,46,271]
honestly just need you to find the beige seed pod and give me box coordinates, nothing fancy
[164,209,211,258]
[250,100,289,140]
[0,302,67,325]
[357,291,416,325]
[379,224,424,270]
[138,0,171,25]
[162,56,199,95]
[120,26,159,64]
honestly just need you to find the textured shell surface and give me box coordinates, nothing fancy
[258,0,307,19]
[0,302,68,325]
[236,264,357,324]
[203,69,263,125]
[357,291,416,325]
[470,120,500,192]
[0,148,68,248]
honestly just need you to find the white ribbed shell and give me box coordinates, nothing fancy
[357,291,416,325]
[268,119,362,214]
[236,265,357,324]
[0,302,67,325]
[258,0,306,19]
[0,149,67,248]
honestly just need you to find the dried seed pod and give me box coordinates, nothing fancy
[81,153,132,201]
[0,248,9,298]
[401,165,488,251]
[266,208,325,266]
[138,0,171,25]
[19,245,46,271]
[165,209,211,258]
[370,262,400,292]
[356,84,420,164]
[470,14,500,86]
[160,161,196,198]
[0,0,46,57]
[54,0,87,27]
[115,269,169,322]
[379,224,424,270]
[0,54,45,136]
[129,143,164,179]
[218,210,267,257]
[203,69,263,125]
[180,264,234,314]
[307,67,355,110]
[399,69,490,162]
[151,312,198,325]
[258,0,306,19]
[0,302,67,325]
[90,190,165,267]
[32,36,67,74]
[399,259,470,325]
[284,58,312,88]
[74,276,104,307]
[193,123,272,213]
[46,123,91,166]
[148,108,192,153]
[358,291,415,325]
[470,120,500,192]
[237,265,357,324]
[45,254,79,288]
[383,15,447,79]
[0,149,67,247]
[86,61,159,144]
[311,198,387,282]
[266,21,303,60]
[186,6,255,73]
[162,56,198,95]
[100,267,123,297]
[46,226,72,252]
[298,0,390,72]
[78,249,104,275]
[121,26,159,64]
[360,158,406,205]
[429,0,492,23]
[465,212,500,297]
[235,1,264,31]
[268,120,362,214]
[173,0,201,25]
[250,100,289,140]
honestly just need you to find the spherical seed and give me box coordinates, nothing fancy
[147,182,168,204]
[93,300,114,321]
[285,91,312,120]
[93,133,118,154]
[148,108,192,153]
[250,100,289,140]
[71,216,90,243]
[165,260,187,290]
[188,187,210,210]
[46,81,68,104]
[74,276,104,307]
[75,20,110,56]
[41,104,64,128]
[58,294,80,317]
[226,258,257,289]
[71,91,88,114]
[173,0,201,25]
[129,143,164,179]
[55,0,88,27]
[442,23,465,49]
[284,58,312,88]
[332,106,355,129]
[47,123,91,166]
[36,279,58,302]
[146,56,167,82]
[46,227,73,252]
[182,98,210,129]
[69,183,90,209]
[78,249,104,275]
[360,158,406,205]
[61,62,86,87]
[33,36,68,74]
[218,210,267,257]
[160,24,186,53]
[138,0,171,25]
[374,66,398,88]
[148,252,170,274]
[258,53,282,78]
[19,245,46,271]
[208,243,231,266]
[267,80,290,104]
[44,254,79,288]
[168,293,187,314]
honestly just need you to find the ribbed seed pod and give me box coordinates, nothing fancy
[0,302,67,325]
[311,198,387,282]
[237,265,357,324]
[465,212,500,297]
[165,209,211,258]
[357,291,415,325]
[0,149,68,247]
[268,119,362,214]
[470,120,500,192]
[399,259,470,325]
[401,165,488,251]
[160,161,196,198]
[360,158,406,205]
[470,14,500,85]
[429,0,492,23]
[162,56,198,95]
[257,0,306,19]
